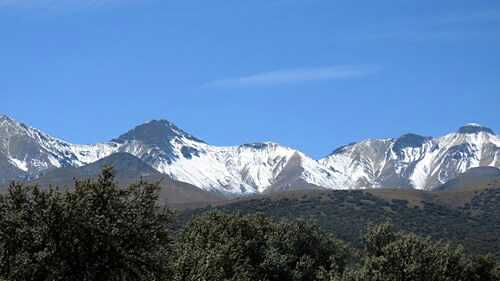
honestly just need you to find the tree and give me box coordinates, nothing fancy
[364,223,397,257]
[172,212,349,281]
[0,167,173,281]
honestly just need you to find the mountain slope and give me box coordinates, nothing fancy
[435,166,500,192]
[33,152,161,186]
[31,152,223,208]
[187,185,500,258]
[0,153,27,185]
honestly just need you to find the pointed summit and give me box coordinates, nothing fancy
[0,114,33,138]
[457,123,494,135]
[112,119,204,146]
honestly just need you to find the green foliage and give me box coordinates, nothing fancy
[1,168,499,281]
[174,212,500,281]
[172,212,349,281]
[338,224,500,281]
[0,167,172,281]
[364,223,397,257]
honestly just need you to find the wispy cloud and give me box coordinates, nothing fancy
[206,65,380,88]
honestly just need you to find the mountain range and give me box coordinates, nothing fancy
[0,114,498,196]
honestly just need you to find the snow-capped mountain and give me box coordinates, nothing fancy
[0,114,498,194]
[320,124,500,190]
[0,115,117,181]
[110,120,336,194]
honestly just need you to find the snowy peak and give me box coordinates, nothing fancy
[0,114,117,177]
[0,115,65,173]
[321,126,499,191]
[0,114,31,138]
[457,123,495,135]
[113,119,207,172]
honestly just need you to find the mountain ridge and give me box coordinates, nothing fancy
[0,114,498,195]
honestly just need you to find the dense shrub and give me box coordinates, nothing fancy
[173,212,349,281]
[0,167,172,281]
[337,223,500,281]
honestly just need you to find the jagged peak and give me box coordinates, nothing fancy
[457,123,494,135]
[0,114,18,125]
[0,114,37,137]
[0,115,70,145]
[0,115,46,134]
[393,133,431,151]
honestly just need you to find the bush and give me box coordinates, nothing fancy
[0,167,172,281]
[339,223,500,281]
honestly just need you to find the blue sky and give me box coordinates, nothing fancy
[1,0,499,158]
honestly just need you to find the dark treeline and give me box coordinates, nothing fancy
[0,168,498,281]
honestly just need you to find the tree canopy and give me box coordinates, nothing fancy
[173,212,349,281]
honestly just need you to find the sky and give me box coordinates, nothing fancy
[1,0,499,158]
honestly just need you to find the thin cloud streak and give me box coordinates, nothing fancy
[206,65,380,88]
